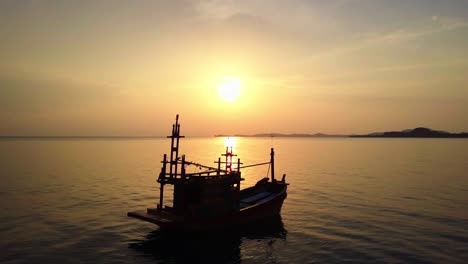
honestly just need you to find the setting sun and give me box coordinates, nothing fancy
[218,77,242,102]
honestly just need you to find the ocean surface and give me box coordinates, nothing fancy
[1,137,467,263]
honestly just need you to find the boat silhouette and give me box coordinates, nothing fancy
[128,115,288,231]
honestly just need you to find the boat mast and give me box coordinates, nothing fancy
[168,114,184,178]
[158,115,184,209]
[270,148,275,182]
[158,154,167,209]
[222,146,236,173]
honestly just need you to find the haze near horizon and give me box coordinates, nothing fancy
[1,0,468,136]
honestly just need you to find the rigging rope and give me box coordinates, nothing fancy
[266,162,271,178]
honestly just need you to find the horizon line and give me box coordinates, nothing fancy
[1,127,467,139]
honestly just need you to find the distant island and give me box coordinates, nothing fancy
[351,127,468,138]
[215,127,468,138]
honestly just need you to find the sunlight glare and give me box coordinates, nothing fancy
[218,77,242,102]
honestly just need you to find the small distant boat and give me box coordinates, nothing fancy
[128,115,288,231]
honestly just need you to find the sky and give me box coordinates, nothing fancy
[1,0,467,136]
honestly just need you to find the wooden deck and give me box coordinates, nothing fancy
[128,209,182,225]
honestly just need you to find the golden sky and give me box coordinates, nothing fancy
[1,0,467,136]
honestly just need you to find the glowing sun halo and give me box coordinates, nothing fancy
[218,77,241,102]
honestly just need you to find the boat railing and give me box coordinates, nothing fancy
[158,158,273,184]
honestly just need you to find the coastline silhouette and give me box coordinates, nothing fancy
[350,127,468,138]
[215,127,468,138]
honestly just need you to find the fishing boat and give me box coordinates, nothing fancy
[128,115,288,231]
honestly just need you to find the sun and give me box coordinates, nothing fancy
[218,77,242,102]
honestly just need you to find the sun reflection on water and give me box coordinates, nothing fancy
[224,137,237,149]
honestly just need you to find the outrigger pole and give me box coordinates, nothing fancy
[232,148,275,181]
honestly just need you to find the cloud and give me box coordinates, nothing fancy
[195,0,247,20]
[0,74,126,114]
[297,15,468,65]
[375,16,468,42]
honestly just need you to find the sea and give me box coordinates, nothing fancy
[1,137,467,263]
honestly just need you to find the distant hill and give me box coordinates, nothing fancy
[350,127,468,138]
[214,127,468,138]
[214,133,346,138]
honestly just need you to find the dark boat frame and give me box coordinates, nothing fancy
[128,115,288,231]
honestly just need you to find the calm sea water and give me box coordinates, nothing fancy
[1,137,467,263]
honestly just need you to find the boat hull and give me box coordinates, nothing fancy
[128,182,287,231]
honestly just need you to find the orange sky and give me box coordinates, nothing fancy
[1,1,467,136]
